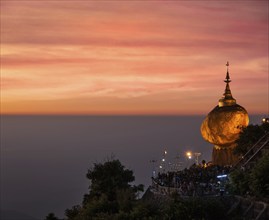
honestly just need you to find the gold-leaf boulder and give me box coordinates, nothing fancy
[201,104,249,147]
[200,62,249,165]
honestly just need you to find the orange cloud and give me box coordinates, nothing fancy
[1,1,268,115]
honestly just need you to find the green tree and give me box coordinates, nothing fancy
[65,159,144,220]
[234,123,269,156]
[85,159,138,201]
[44,213,59,220]
[65,205,81,220]
[229,153,269,198]
[164,196,227,220]
[228,169,250,195]
[55,158,242,219]
[249,154,269,198]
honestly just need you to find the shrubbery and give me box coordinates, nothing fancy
[229,154,269,199]
[61,159,231,220]
[234,123,269,156]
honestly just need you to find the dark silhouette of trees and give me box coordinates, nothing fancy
[249,153,269,198]
[63,159,231,220]
[234,123,269,156]
[65,159,145,220]
[164,194,228,220]
[229,154,269,198]
[229,169,250,195]
[65,205,81,220]
[45,157,269,220]
[44,213,59,220]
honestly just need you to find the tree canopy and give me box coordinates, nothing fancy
[45,157,269,220]
[63,159,233,220]
[44,213,59,220]
[234,122,269,156]
[229,153,269,198]
[249,153,269,197]
[65,159,145,220]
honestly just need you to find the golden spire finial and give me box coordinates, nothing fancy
[224,61,231,83]
[218,62,236,107]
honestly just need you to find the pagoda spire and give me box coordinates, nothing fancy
[224,61,231,83]
[218,61,236,107]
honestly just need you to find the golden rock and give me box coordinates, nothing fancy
[201,105,249,147]
[200,63,249,166]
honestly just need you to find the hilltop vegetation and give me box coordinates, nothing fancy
[234,122,269,156]
[45,159,231,220]
[230,122,269,199]
[45,122,269,220]
[229,153,269,199]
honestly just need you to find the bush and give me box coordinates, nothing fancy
[249,154,269,198]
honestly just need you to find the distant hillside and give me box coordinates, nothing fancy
[1,210,39,220]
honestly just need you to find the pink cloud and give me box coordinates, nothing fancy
[1,56,115,68]
[1,1,268,115]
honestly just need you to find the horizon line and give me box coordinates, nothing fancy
[0,113,267,117]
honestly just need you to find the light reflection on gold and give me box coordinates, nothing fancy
[200,63,249,165]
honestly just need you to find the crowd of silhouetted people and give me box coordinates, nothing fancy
[152,163,231,196]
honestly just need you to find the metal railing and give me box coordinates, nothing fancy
[233,132,269,169]
[241,138,269,169]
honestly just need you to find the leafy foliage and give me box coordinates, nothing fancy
[87,160,133,197]
[249,154,269,197]
[164,195,228,220]
[229,154,269,198]
[64,159,231,220]
[228,169,250,195]
[45,158,247,220]
[234,123,269,156]
[44,213,59,220]
[65,159,145,220]
[65,205,81,220]
[230,121,269,198]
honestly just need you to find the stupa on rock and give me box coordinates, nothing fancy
[201,62,249,166]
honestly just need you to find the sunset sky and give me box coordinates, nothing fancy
[1,1,268,115]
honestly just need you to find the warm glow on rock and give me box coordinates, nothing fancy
[201,105,249,147]
[201,64,249,166]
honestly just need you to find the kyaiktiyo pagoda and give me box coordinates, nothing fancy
[201,62,249,166]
